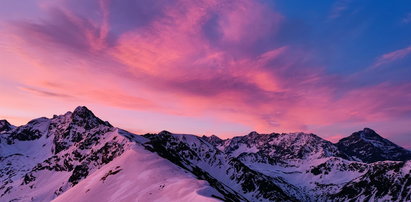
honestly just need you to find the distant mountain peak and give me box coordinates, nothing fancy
[0,119,9,124]
[72,106,95,119]
[158,130,172,135]
[0,119,11,127]
[2,108,411,201]
[337,128,411,163]
[347,128,388,143]
[363,127,375,133]
[212,131,343,161]
[201,134,223,146]
[69,106,112,128]
[0,119,14,133]
[247,131,259,136]
[360,128,381,138]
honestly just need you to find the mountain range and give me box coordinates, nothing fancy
[1,106,410,201]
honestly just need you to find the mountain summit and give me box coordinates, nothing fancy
[336,128,411,163]
[0,119,14,133]
[1,107,410,201]
[0,106,221,201]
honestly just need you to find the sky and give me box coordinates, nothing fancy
[0,0,411,147]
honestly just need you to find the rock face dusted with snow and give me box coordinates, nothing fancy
[211,131,347,162]
[330,161,411,201]
[0,107,128,201]
[0,120,14,133]
[1,107,411,201]
[337,128,411,163]
[143,131,299,201]
[0,107,221,202]
[204,131,411,201]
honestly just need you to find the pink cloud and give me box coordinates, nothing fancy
[373,46,411,68]
[1,0,411,142]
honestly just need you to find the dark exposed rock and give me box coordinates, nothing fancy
[144,132,299,201]
[68,164,89,186]
[22,173,36,185]
[332,161,411,201]
[100,168,122,182]
[6,118,49,143]
[337,128,411,163]
[71,106,112,128]
[201,135,224,146]
[0,120,14,133]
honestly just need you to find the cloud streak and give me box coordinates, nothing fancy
[373,46,411,68]
[328,0,352,20]
[18,86,72,98]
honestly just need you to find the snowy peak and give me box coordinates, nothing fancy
[0,107,224,202]
[201,135,223,146]
[0,119,10,128]
[4,117,50,143]
[214,131,343,162]
[72,106,97,120]
[0,107,131,201]
[49,107,117,155]
[70,106,112,128]
[337,128,411,163]
[361,127,380,137]
[73,106,92,114]
[0,120,14,133]
[2,107,411,202]
[357,128,384,140]
[246,131,260,137]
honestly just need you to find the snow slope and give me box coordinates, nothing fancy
[2,107,411,201]
[53,144,222,202]
[0,107,223,202]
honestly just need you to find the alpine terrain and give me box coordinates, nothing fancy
[1,107,410,202]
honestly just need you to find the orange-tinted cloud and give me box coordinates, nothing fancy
[1,0,411,143]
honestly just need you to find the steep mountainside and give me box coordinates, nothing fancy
[337,128,411,163]
[53,145,222,202]
[201,131,411,201]
[0,107,220,202]
[1,107,411,201]
[205,131,348,162]
[200,130,411,201]
[143,131,303,201]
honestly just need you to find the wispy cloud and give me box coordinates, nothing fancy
[373,46,411,68]
[328,0,352,20]
[18,86,72,98]
[1,0,411,140]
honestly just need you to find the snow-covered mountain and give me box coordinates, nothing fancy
[0,107,221,202]
[206,131,348,162]
[0,120,14,133]
[1,107,411,201]
[336,128,411,163]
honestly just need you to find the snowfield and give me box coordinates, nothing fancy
[53,145,222,202]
